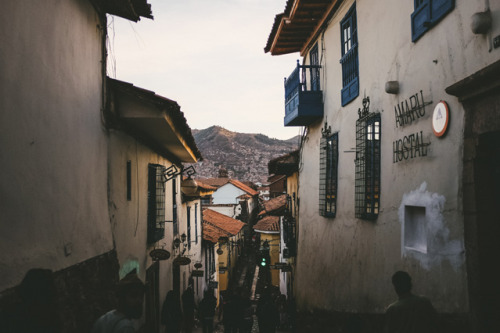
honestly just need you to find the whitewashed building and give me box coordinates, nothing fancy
[265,0,500,331]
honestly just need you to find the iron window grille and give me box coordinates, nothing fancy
[172,177,178,235]
[319,123,338,218]
[283,196,297,258]
[355,97,381,220]
[147,164,166,244]
[187,206,191,249]
[194,203,198,244]
[340,3,359,106]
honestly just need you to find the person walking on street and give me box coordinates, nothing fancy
[220,289,237,333]
[91,272,145,333]
[385,271,438,333]
[162,290,182,333]
[198,289,217,333]
[238,289,253,333]
[256,287,279,333]
[182,281,196,333]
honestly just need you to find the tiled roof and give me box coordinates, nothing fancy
[202,221,231,243]
[97,0,153,22]
[196,180,217,191]
[264,0,337,56]
[254,216,280,232]
[203,209,245,236]
[268,150,300,175]
[197,178,230,188]
[107,78,202,162]
[259,194,287,216]
[229,180,259,196]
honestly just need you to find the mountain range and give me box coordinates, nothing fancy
[189,126,300,183]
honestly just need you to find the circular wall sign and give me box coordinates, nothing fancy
[432,101,450,137]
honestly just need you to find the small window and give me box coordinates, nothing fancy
[187,206,191,249]
[319,132,338,218]
[147,164,166,244]
[411,0,454,42]
[172,177,178,235]
[340,3,359,106]
[404,206,427,253]
[355,111,381,220]
[194,203,198,244]
[126,160,132,201]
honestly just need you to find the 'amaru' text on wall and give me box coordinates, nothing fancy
[394,90,432,127]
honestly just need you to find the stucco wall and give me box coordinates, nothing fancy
[294,0,499,314]
[108,131,177,302]
[212,184,245,204]
[0,0,113,291]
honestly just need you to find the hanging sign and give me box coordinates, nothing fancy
[173,256,191,266]
[149,249,170,261]
[432,101,450,137]
[192,270,204,277]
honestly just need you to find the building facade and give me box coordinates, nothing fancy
[265,0,500,331]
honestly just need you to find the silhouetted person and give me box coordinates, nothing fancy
[256,287,279,333]
[198,289,217,333]
[238,289,253,333]
[1,268,60,333]
[162,290,182,333]
[92,271,145,333]
[220,289,237,332]
[182,281,196,333]
[385,271,437,333]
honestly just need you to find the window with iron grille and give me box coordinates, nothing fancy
[355,113,381,220]
[319,132,338,218]
[411,0,454,42]
[187,206,191,249]
[194,203,198,244]
[147,164,166,244]
[340,3,359,106]
[172,177,178,235]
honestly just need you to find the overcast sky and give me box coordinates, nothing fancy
[108,0,302,140]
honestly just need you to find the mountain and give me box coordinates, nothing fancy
[189,126,300,183]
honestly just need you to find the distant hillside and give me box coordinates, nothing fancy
[189,126,299,183]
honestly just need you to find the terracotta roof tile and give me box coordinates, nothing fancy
[196,180,217,191]
[197,178,230,188]
[229,180,259,196]
[259,194,287,216]
[202,221,231,243]
[203,209,245,236]
[254,216,280,232]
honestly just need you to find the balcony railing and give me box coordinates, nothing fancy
[284,60,323,127]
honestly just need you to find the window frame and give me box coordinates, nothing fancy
[172,177,178,235]
[319,131,339,218]
[147,164,166,244]
[411,0,455,42]
[355,112,381,220]
[340,2,359,106]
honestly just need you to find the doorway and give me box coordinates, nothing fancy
[474,131,500,332]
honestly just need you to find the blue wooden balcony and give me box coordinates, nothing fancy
[284,61,323,127]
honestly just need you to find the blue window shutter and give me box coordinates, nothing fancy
[431,0,454,24]
[341,76,359,106]
[411,1,431,42]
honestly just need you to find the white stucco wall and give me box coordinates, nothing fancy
[108,131,179,303]
[293,0,499,314]
[212,184,245,204]
[0,0,113,291]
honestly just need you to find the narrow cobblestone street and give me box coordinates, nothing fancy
[193,240,291,333]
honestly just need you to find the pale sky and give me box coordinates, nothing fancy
[108,0,302,140]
